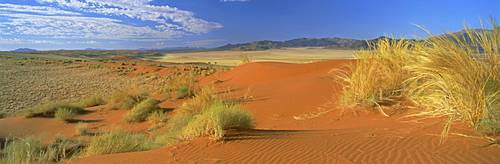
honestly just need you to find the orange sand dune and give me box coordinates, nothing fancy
[1,59,498,163]
[68,59,499,163]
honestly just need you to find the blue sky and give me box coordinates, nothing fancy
[0,0,499,51]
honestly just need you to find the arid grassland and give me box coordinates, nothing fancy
[0,56,135,114]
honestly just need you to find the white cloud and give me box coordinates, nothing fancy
[36,0,222,34]
[0,13,184,39]
[220,0,251,2]
[0,4,81,15]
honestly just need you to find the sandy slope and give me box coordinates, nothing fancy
[67,59,499,163]
[0,59,498,163]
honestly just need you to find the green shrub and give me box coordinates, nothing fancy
[123,98,160,123]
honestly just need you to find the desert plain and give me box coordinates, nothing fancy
[0,48,499,164]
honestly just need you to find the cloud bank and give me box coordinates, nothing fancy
[0,0,223,44]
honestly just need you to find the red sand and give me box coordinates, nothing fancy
[1,59,498,163]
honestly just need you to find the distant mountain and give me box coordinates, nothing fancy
[84,48,106,50]
[214,37,363,51]
[215,29,490,51]
[10,48,38,52]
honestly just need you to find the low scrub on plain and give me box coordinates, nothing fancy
[335,18,500,138]
[123,98,160,123]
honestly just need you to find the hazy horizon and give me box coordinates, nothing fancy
[1,0,499,51]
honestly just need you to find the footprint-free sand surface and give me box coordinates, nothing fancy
[1,57,498,163]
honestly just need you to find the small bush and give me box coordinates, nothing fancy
[123,98,160,123]
[55,108,78,122]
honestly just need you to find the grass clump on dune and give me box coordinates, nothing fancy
[335,18,500,138]
[23,101,84,118]
[0,136,75,164]
[179,101,255,140]
[333,37,419,116]
[78,127,146,157]
[406,20,500,137]
[123,98,160,123]
[75,94,105,107]
[54,108,78,122]
[151,83,255,147]
[108,85,149,110]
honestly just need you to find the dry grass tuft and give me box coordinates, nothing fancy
[75,122,90,136]
[179,101,255,140]
[75,94,105,107]
[23,101,84,118]
[333,37,418,108]
[406,19,500,138]
[108,85,149,110]
[78,127,146,157]
[55,108,78,122]
[239,54,252,65]
[123,98,160,123]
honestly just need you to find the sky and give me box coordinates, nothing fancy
[0,0,499,51]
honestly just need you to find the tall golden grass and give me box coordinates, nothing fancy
[334,36,418,107]
[406,19,500,138]
[335,18,500,139]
